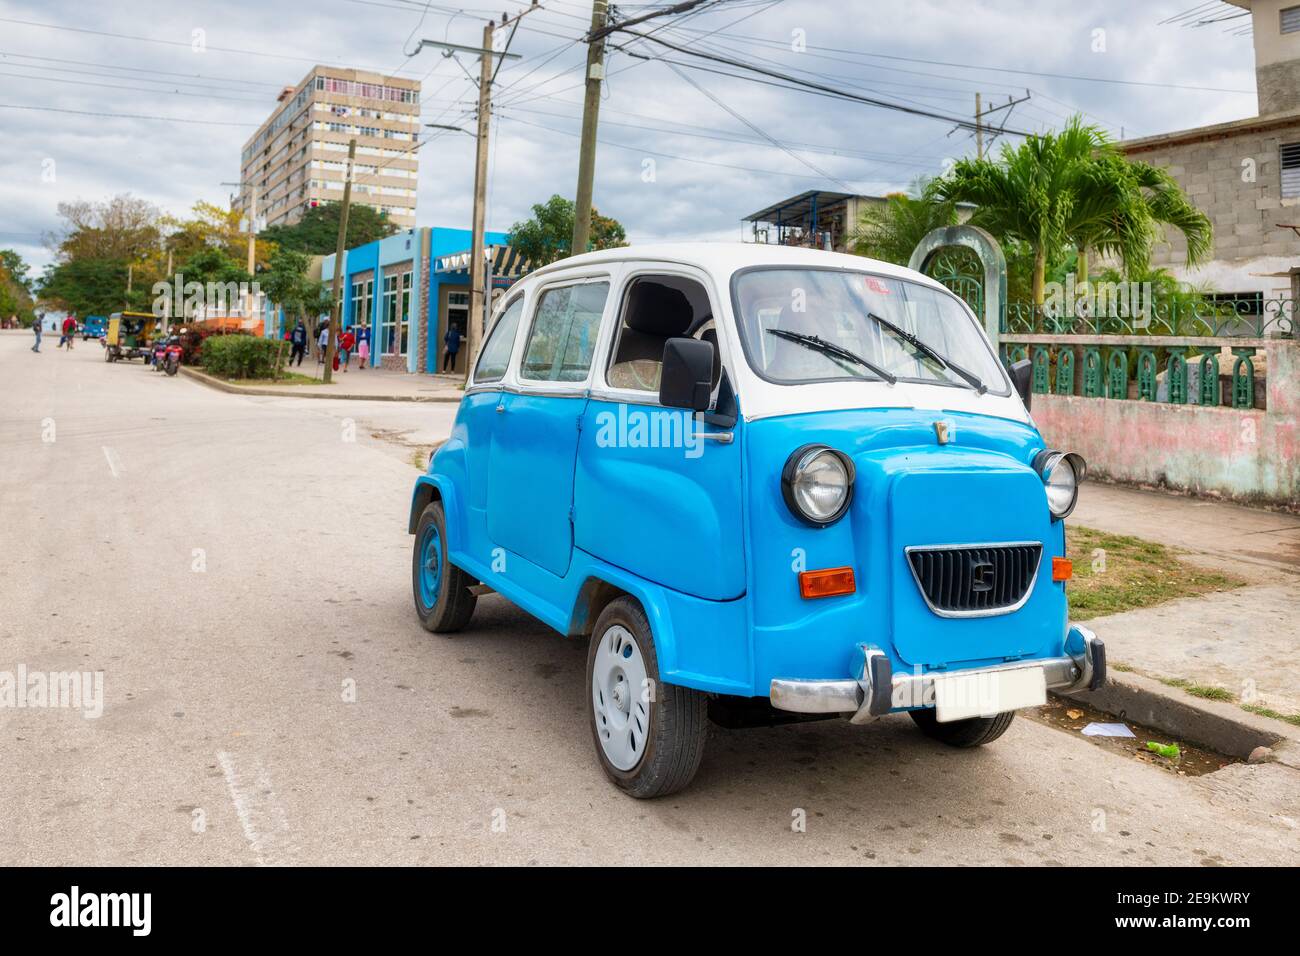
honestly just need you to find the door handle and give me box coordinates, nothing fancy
[694,430,733,444]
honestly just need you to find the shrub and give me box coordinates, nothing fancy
[200,333,285,379]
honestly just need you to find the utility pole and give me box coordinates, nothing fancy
[163,249,173,334]
[324,138,357,385]
[973,91,1031,159]
[245,183,259,321]
[465,20,494,386]
[413,9,533,381]
[572,0,609,257]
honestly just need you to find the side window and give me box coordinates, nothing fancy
[473,295,525,384]
[519,281,609,383]
[607,275,714,393]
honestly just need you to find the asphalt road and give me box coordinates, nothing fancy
[2,330,1296,865]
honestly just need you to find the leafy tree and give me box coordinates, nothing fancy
[0,250,37,323]
[507,195,626,267]
[38,259,131,316]
[53,194,161,264]
[258,202,398,254]
[259,246,331,373]
[162,201,273,274]
[849,178,959,265]
[0,250,33,293]
[936,117,1212,307]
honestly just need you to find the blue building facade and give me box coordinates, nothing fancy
[303,225,509,373]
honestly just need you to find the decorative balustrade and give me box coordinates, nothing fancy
[998,297,1294,411]
[1003,295,1296,338]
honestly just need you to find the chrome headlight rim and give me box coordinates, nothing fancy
[781,443,855,528]
[1032,448,1085,520]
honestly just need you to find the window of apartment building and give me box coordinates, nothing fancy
[1282,142,1300,198]
[1283,5,1300,33]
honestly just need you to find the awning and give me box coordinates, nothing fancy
[433,244,532,279]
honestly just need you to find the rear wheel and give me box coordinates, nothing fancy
[909,708,1015,747]
[586,597,708,798]
[411,501,476,633]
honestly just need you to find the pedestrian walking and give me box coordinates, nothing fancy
[355,323,369,371]
[290,320,308,367]
[31,314,43,352]
[317,324,329,364]
[61,315,77,350]
[338,327,355,372]
[443,323,462,372]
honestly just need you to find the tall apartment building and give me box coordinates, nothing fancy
[236,66,421,232]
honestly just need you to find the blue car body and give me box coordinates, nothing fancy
[409,244,1103,788]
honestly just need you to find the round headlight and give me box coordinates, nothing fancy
[782,444,854,526]
[1033,449,1084,519]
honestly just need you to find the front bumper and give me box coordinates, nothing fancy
[769,624,1105,725]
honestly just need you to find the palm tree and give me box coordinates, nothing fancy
[936,117,1212,308]
[849,177,958,265]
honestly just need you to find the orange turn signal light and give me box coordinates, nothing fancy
[1052,557,1073,582]
[799,567,856,599]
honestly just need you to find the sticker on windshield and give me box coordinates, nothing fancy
[864,277,891,294]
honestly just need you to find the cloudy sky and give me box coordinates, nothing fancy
[0,0,1260,276]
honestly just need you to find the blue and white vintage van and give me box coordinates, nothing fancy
[409,243,1104,798]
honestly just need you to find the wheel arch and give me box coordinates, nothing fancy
[408,474,463,545]
[565,571,681,678]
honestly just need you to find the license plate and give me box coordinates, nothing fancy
[933,666,1046,723]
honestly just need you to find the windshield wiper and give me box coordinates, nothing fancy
[766,327,897,384]
[866,312,987,394]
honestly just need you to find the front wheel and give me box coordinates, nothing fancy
[909,708,1015,747]
[411,500,477,633]
[165,356,178,376]
[586,597,708,798]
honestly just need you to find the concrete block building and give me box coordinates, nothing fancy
[1119,1,1300,305]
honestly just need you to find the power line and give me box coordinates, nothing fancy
[608,27,1034,136]
[664,24,1256,94]
[0,102,257,127]
[0,69,271,104]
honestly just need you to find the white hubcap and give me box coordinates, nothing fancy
[592,624,650,771]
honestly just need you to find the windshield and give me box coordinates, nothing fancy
[731,268,1008,393]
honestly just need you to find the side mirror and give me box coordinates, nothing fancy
[1009,358,1032,411]
[659,337,715,412]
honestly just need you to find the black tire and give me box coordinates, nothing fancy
[165,356,178,376]
[104,349,114,362]
[909,708,1015,747]
[411,500,476,633]
[586,597,708,798]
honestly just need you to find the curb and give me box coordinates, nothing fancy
[1060,668,1300,768]
[179,366,463,403]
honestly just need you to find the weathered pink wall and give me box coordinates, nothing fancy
[1031,340,1298,508]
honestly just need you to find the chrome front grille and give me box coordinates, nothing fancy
[905,542,1042,617]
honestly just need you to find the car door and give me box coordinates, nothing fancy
[463,292,527,515]
[486,275,612,578]
[574,269,745,601]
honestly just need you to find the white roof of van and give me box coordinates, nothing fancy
[526,241,943,288]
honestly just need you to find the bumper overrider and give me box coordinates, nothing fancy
[770,624,1105,725]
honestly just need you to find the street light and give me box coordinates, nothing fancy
[424,123,475,136]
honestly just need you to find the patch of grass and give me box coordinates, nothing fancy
[1156,677,1236,701]
[1065,525,1245,619]
[212,371,326,385]
[1241,704,1300,727]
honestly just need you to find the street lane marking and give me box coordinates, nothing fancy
[216,750,295,866]
[102,445,123,477]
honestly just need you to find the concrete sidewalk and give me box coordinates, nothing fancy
[1073,481,1300,577]
[1071,481,1300,723]
[181,362,465,403]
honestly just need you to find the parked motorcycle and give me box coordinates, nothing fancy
[150,333,184,376]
